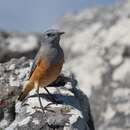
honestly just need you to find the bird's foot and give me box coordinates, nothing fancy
[32,103,55,113]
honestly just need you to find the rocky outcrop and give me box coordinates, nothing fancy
[0,57,94,130]
[0,31,40,62]
[56,1,130,130]
[1,0,130,130]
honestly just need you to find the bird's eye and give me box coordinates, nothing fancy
[47,33,55,37]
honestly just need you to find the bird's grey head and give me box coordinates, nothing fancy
[42,29,64,45]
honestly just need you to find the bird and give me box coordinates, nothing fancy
[18,29,65,110]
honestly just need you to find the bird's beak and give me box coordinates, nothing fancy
[59,32,65,35]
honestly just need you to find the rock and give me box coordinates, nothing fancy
[55,0,130,130]
[2,1,130,129]
[0,31,40,62]
[0,57,94,130]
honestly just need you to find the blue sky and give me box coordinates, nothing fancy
[0,0,118,32]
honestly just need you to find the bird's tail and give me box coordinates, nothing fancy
[18,80,34,101]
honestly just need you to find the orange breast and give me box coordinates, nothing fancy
[30,57,64,87]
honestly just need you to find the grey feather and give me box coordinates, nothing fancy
[28,29,64,79]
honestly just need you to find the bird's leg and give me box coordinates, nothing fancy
[44,87,62,104]
[35,83,45,112]
[44,87,57,102]
[35,84,54,112]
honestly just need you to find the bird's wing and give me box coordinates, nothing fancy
[28,51,42,79]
